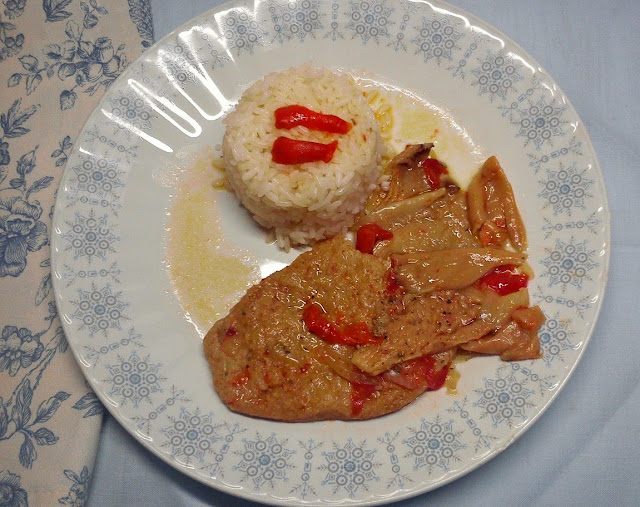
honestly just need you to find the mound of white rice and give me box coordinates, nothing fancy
[222,64,385,250]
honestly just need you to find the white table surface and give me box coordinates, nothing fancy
[88,0,640,505]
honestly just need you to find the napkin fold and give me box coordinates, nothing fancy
[0,1,152,504]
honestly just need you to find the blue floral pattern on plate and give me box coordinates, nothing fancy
[50,0,609,504]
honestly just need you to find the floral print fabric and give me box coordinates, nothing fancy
[0,0,152,504]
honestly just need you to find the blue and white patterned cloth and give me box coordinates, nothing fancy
[0,1,152,504]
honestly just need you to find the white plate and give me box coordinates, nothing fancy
[51,0,610,504]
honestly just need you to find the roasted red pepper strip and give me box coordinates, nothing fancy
[424,360,450,390]
[479,265,529,295]
[385,268,405,297]
[275,105,352,134]
[383,355,449,391]
[271,136,338,165]
[355,223,393,254]
[343,322,378,344]
[303,302,381,346]
[351,382,378,416]
[419,158,449,189]
[303,303,343,343]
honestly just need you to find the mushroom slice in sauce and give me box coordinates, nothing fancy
[392,248,527,295]
[467,156,527,251]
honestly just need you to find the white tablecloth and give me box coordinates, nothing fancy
[88,0,640,504]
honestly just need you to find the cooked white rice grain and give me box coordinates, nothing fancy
[222,64,384,250]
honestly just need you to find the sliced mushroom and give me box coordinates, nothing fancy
[392,248,527,295]
[467,156,527,251]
